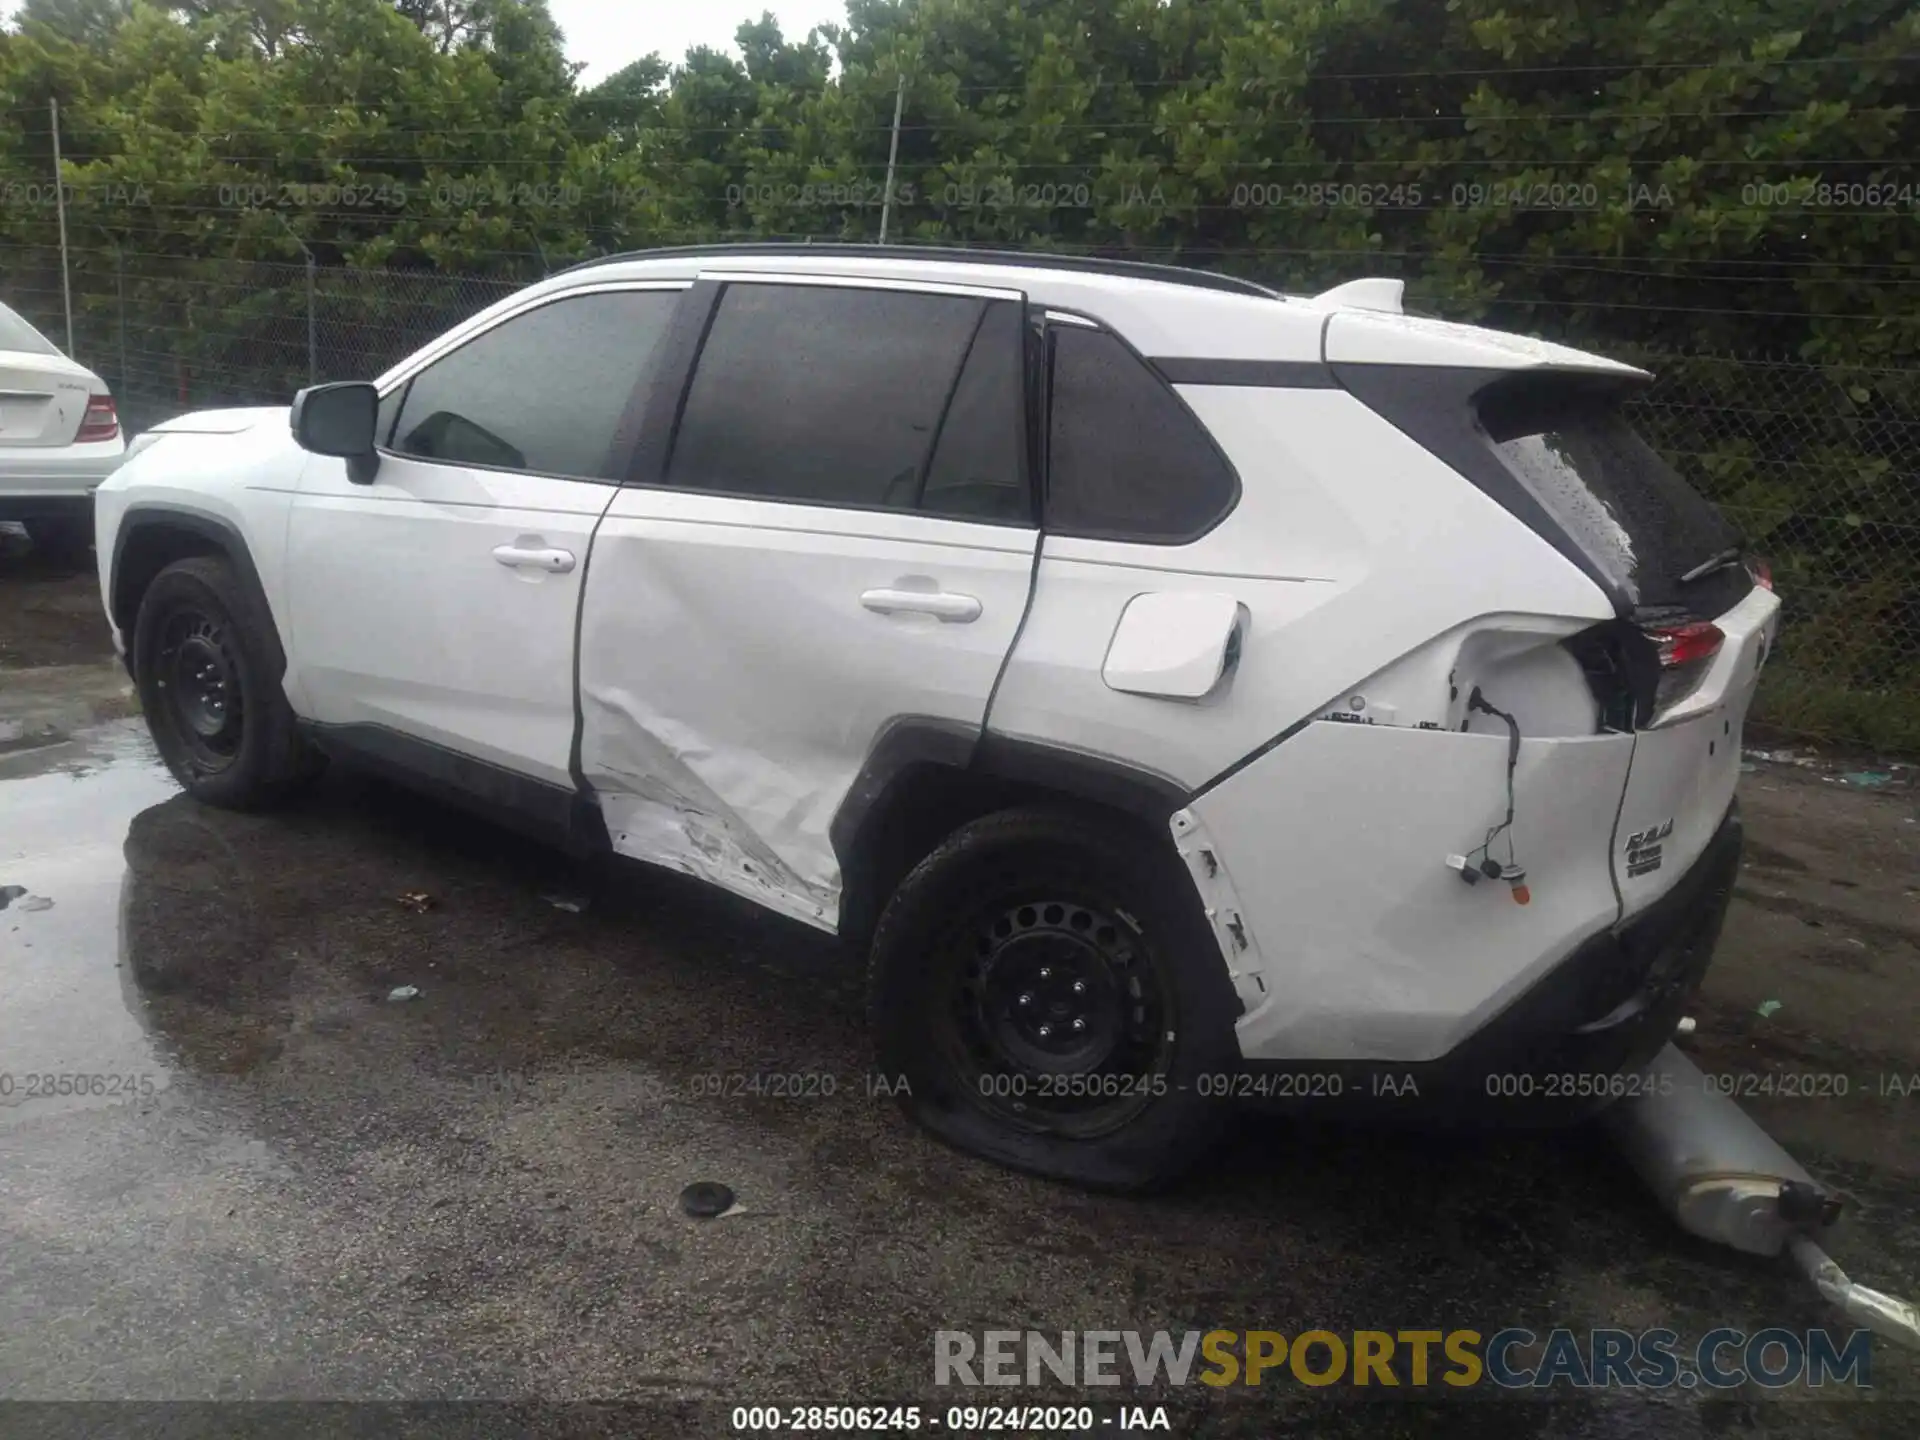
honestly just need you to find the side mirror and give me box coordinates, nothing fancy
[291,382,380,482]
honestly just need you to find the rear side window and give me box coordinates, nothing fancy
[919,301,1029,522]
[1482,388,1745,612]
[388,289,678,479]
[0,302,60,357]
[1046,326,1239,541]
[667,282,1025,518]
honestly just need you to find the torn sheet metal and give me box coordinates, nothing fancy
[574,492,1039,937]
[582,682,839,932]
[1168,807,1269,1016]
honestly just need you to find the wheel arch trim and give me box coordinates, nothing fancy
[110,504,288,680]
[828,718,1194,943]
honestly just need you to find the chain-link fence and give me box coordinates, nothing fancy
[18,252,532,435]
[10,252,1919,751]
[1622,353,1920,751]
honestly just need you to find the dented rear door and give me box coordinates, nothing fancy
[576,273,1037,931]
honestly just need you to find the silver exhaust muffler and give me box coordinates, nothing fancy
[1604,1043,1920,1350]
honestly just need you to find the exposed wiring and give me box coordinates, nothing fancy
[1466,686,1521,872]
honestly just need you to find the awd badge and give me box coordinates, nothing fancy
[1624,818,1673,878]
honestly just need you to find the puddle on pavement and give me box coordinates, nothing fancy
[0,721,1914,1414]
[0,720,184,1123]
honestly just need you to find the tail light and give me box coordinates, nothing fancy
[1747,557,1773,591]
[1643,620,1723,713]
[76,394,119,443]
[1564,617,1725,730]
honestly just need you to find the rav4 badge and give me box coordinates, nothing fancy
[1624,818,1674,878]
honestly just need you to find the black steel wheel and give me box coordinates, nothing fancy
[153,606,246,774]
[869,806,1241,1190]
[934,887,1173,1140]
[132,555,322,809]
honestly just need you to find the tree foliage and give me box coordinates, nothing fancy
[1,0,1911,359]
[3,0,1916,742]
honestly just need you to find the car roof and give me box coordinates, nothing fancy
[531,243,1334,364]
[446,243,1640,379]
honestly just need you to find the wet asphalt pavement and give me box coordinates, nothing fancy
[2,552,1917,1438]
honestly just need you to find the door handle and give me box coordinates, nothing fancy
[860,588,982,623]
[492,544,575,573]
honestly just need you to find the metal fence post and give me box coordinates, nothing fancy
[274,213,318,386]
[49,98,75,355]
[306,253,317,386]
[115,246,128,398]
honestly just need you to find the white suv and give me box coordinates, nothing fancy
[93,245,1778,1188]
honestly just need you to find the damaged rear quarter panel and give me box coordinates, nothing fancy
[1192,720,1633,1063]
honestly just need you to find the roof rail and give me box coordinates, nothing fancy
[553,242,1282,299]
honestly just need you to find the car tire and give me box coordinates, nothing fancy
[132,555,323,809]
[23,514,91,563]
[867,805,1242,1191]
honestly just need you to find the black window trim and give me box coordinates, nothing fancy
[912,301,992,510]
[624,272,1041,530]
[1021,311,1050,529]
[1149,357,1338,389]
[1038,306,1245,547]
[1331,361,1659,615]
[373,278,691,487]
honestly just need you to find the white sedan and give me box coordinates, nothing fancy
[0,299,124,558]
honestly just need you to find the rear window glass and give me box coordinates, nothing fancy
[1482,393,1743,611]
[0,302,60,357]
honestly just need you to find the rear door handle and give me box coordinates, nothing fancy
[860,588,982,623]
[492,544,575,573]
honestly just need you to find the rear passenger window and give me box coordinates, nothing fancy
[388,289,678,479]
[920,301,1029,522]
[667,283,1028,518]
[1046,326,1239,541]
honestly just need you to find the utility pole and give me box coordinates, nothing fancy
[878,70,906,245]
[49,98,74,355]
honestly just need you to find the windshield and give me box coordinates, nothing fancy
[0,301,61,357]
[1482,391,1746,613]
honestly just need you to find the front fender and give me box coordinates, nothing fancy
[98,421,309,706]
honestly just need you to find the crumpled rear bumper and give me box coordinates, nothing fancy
[1236,802,1742,1123]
